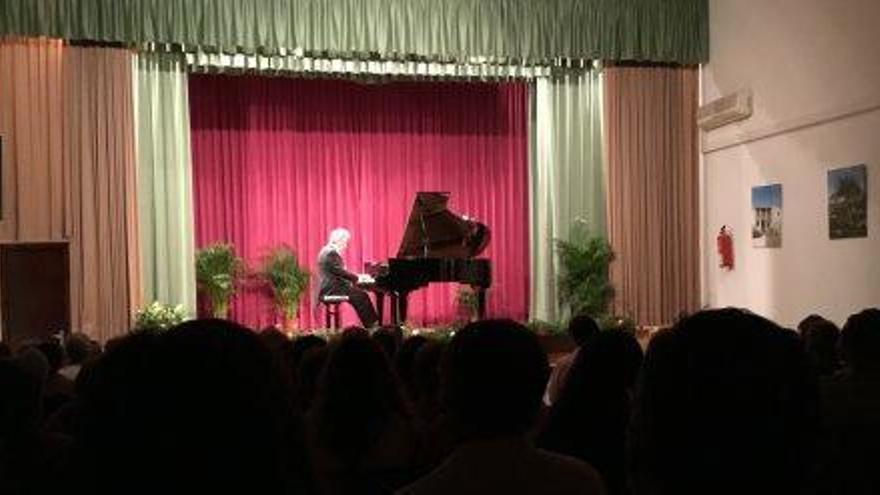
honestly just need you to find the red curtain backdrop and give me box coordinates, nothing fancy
[189,75,529,329]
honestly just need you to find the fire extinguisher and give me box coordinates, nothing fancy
[717,225,734,270]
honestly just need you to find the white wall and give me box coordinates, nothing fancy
[702,0,880,327]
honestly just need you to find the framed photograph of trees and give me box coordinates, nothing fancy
[828,164,868,239]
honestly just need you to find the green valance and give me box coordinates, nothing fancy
[0,0,708,64]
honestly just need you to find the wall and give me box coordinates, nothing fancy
[702,0,880,327]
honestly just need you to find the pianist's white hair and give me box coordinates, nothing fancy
[327,228,351,249]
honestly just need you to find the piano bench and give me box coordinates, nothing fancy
[320,295,350,329]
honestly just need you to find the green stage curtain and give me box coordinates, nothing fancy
[530,70,605,323]
[134,53,197,317]
[1,0,709,64]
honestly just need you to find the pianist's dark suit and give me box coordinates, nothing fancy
[318,248,378,328]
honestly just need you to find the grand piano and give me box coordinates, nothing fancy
[363,192,492,325]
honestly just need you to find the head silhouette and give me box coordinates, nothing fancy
[798,314,841,376]
[79,320,293,493]
[840,308,880,374]
[313,327,409,460]
[631,308,816,495]
[444,319,549,440]
[568,314,601,348]
[372,325,404,360]
[396,335,429,401]
[539,329,643,494]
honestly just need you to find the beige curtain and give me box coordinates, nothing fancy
[64,46,141,342]
[604,65,700,327]
[0,38,140,342]
[0,38,65,240]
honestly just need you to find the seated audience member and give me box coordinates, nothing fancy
[288,335,328,403]
[798,314,841,378]
[296,344,330,413]
[545,314,601,405]
[412,340,456,471]
[412,340,446,422]
[37,340,76,417]
[539,329,644,495]
[0,352,70,494]
[76,320,299,494]
[259,326,297,394]
[290,334,328,369]
[307,327,421,494]
[396,335,429,402]
[373,325,405,361]
[817,308,880,495]
[260,326,293,354]
[629,308,816,495]
[399,319,604,495]
[59,332,100,382]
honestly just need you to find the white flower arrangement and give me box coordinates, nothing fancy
[134,301,188,331]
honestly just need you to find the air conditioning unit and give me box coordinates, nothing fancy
[698,89,752,131]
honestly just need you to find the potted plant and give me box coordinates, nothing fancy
[556,220,615,320]
[134,302,188,331]
[455,285,480,323]
[260,245,310,332]
[195,243,243,319]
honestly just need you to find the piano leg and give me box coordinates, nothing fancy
[374,292,385,326]
[395,291,409,326]
[476,287,487,320]
[389,293,400,326]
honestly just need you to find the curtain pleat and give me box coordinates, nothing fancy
[530,70,605,323]
[189,75,530,328]
[605,65,700,327]
[0,0,710,64]
[134,52,197,317]
[0,38,65,240]
[63,45,141,342]
[0,38,140,342]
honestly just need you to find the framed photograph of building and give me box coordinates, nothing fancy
[828,164,867,239]
[752,183,782,248]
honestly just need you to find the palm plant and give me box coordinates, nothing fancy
[556,221,615,318]
[260,245,310,329]
[195,243,243,318]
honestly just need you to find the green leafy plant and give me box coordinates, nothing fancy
[556,220,615,319]
[455,285,479,322]
[525,319,567,337]
[134,302,187,331]
[260,245,310,327]
[598,314,637,334]
[195,243,243,318]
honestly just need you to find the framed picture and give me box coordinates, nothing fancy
[752,183,782,248]
[828,164,867,239]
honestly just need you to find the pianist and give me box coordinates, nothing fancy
[317,228,379,328]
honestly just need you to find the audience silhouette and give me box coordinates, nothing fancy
[545,314,601,405]
[798,314,842,378]
[399,319,604,495]
[539,326,643,495]
[816,308,880,495]
[306,327,420,494]
[1,306,877,495]
[629,308,818,495]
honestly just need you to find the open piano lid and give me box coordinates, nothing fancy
[396,192,491,259]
